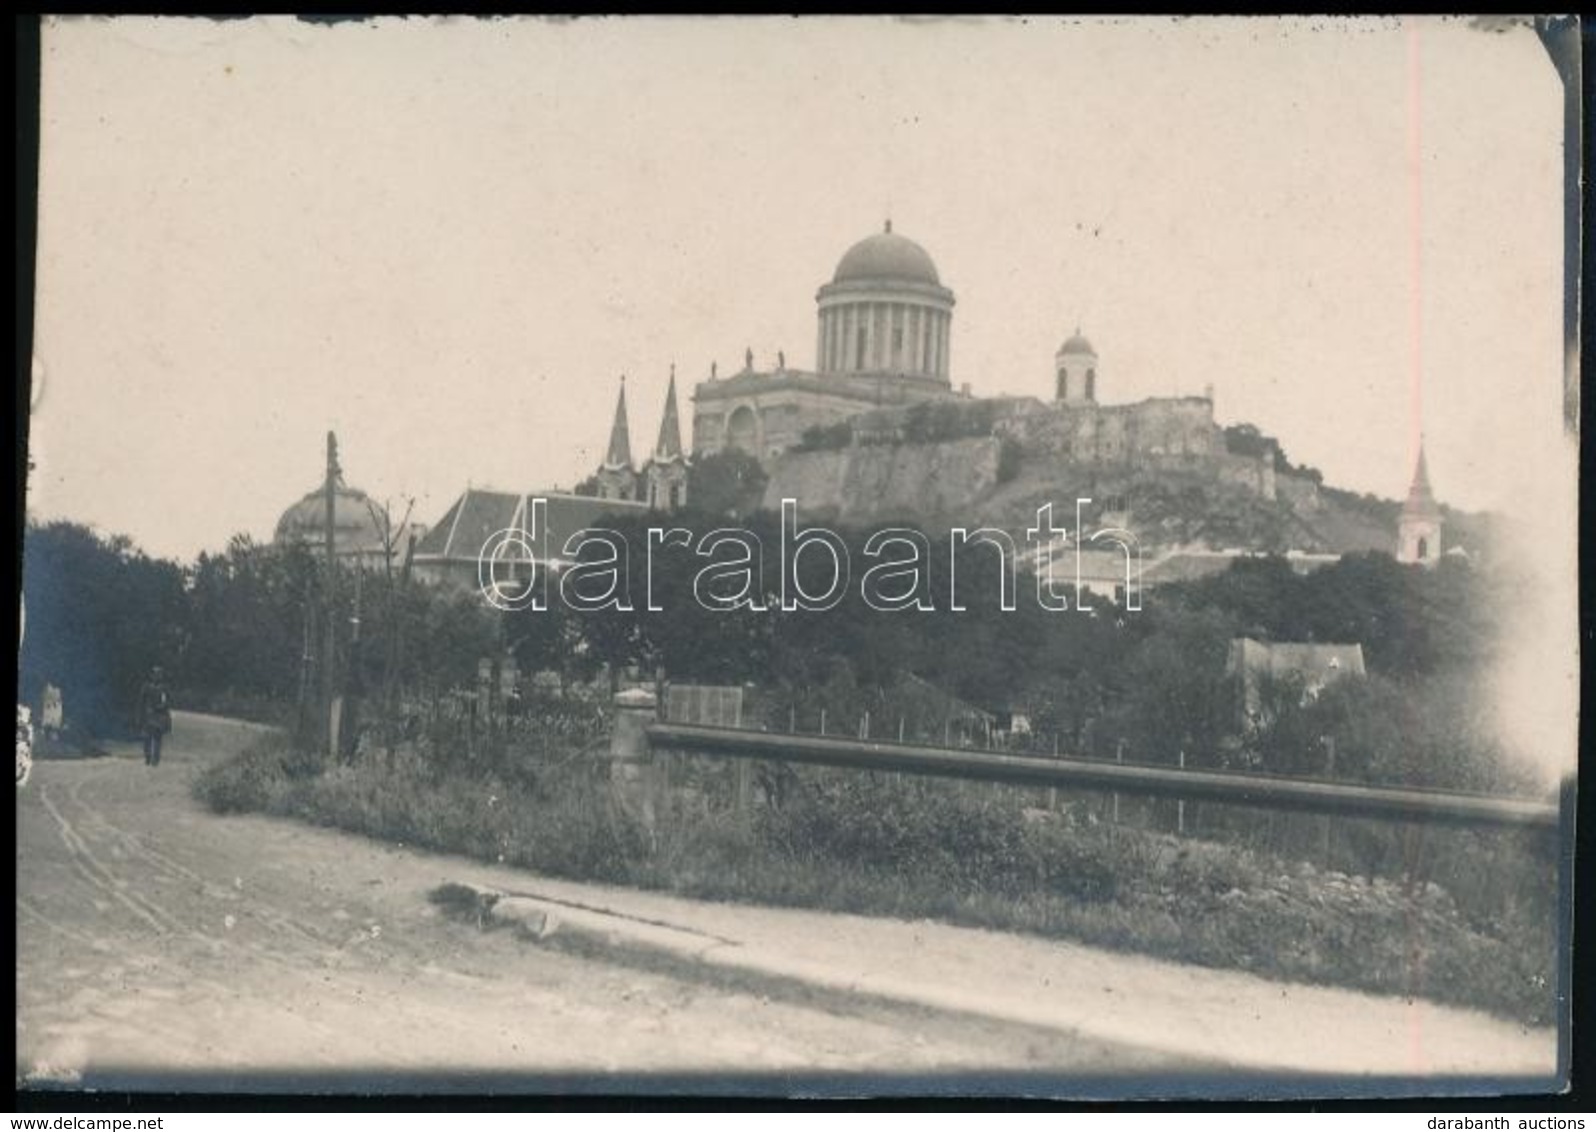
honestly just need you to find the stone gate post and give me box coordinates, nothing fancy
[609,687,660,837]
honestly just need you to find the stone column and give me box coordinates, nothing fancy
[938,313,951,380]
[609,687,660,835]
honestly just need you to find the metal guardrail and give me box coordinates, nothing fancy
[644,723,1562,832]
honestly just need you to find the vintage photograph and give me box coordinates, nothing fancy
[16,15,1579,1100]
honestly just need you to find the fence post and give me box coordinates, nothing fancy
[1048,733,1059,812]
[1177,748,1186,835]
[1113,740,1123,824]
[1322,735,1337,868]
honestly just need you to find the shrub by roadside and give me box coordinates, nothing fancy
[195,736,1558,1027]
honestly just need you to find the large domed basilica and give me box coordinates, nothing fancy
[592,221,986,488]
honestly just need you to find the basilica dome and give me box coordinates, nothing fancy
[832,221,941,286]
[1059,332,1096,356]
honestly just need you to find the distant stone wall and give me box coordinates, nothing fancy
[994,396,1220,467]
[755,392,1312,525]
[762,436,1001,522]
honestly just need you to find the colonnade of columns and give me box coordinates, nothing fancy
[815,300,950,380]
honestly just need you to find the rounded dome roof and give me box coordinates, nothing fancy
[1059,332,1096,356]
[833,221,941,286]
[274,482,386,550]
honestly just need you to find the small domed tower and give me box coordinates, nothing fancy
[1396,442,1443,567]
[1055,329,1099,406]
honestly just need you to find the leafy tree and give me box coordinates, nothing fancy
[686,449,770,519]
[793,421,853,452]
[20,521,188,737]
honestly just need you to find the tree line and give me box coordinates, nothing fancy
[18,466,1529,795]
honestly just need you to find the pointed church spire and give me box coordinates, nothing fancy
[603,377,634,470]
[654,364,684,462]
[1402,439,1440,519]
[1397,438,1443,566]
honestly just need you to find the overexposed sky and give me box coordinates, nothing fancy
[29,15,1569,564]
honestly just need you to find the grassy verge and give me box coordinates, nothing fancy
[196,733,1557,1026]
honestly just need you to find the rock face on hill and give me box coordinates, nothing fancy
[762,430,1399,555]
[753,395,1488,557]
[762,437,1002,527]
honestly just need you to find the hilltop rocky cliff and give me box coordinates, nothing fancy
[761,431,1402,556]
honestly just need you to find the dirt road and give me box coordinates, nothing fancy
[15,714,1557,1096]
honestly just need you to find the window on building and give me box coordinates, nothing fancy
[1058,370,1068,401]
[1417,536,1429,560]
[892,327,904,367]
[857,327,868,370]
[669,484,682,510]
[1086,368,1097,401]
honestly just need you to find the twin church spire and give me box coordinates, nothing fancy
[593,369,687,510]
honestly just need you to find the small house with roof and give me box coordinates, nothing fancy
[410,490,650,596]
[1224,637,1367,734]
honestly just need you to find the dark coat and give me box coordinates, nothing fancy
[137,681,172,735]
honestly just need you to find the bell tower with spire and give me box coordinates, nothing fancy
[643,365,689,512]
[595,377,638,502]
[1396,441,1443,567]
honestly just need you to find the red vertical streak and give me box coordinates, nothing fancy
[1405,18,1430,1078]
[1408,21,1425,463]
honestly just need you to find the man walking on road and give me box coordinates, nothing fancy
[137,666,172,766]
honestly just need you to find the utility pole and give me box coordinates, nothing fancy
[295,598,314,746]
[322,431,340,757]
[345,557,363,760]
[1322,734,1337,867]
